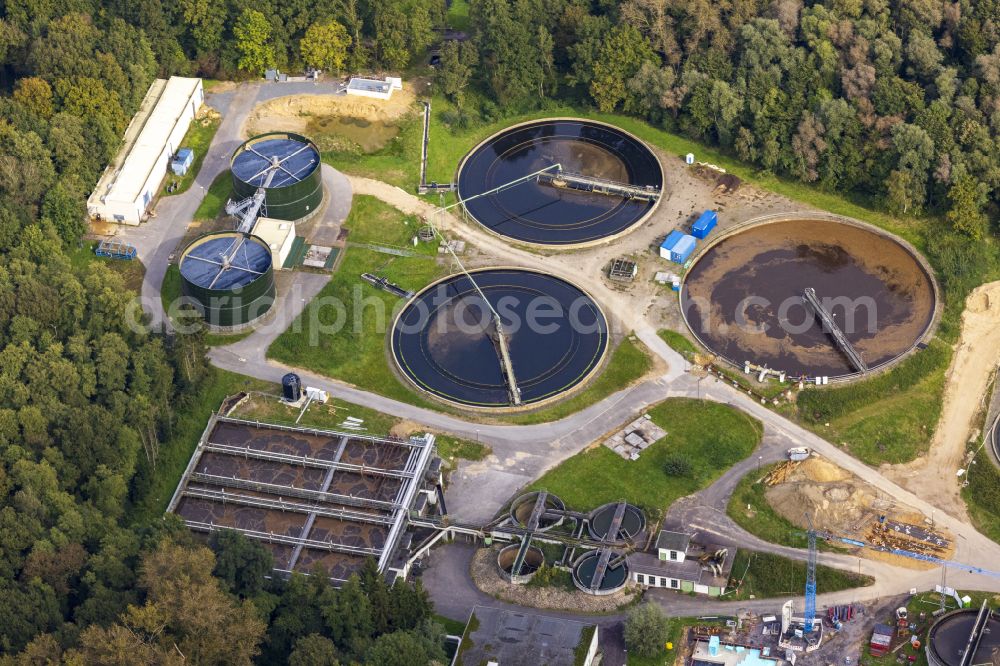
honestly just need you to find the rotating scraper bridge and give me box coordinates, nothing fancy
[803,287,868,373]
[409,492,645,594]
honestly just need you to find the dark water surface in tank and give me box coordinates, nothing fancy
[574,552,628,590]
[456,120,662,245]
[391,269,608,407]
[681,220,935,378]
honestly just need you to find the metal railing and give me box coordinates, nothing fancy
[203,441,415,479]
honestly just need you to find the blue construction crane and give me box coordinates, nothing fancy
[804,513,818,633]
[820,530,1000,578]
[796,517,1000,627]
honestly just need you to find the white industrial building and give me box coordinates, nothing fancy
[346,76,402,100]
[251,217,296,269]
[87,76,204,225]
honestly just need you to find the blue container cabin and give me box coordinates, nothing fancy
[670,234,697,264]
[659,229,685,260]
[171,148,194,176]
[691,210,717,239]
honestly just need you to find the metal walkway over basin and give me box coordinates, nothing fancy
[537,169,661,202]
[803,287,868,373]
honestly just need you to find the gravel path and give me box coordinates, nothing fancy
[884,280,1000,519]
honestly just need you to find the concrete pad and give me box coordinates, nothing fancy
[444,466,533,524]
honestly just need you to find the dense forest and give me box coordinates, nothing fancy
[0,0,999,661]
[3,0,998,232]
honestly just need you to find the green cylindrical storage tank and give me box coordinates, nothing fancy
[231,132,323,221]
[179,232,276,329]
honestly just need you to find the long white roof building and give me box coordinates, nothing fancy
[88,76,204,225]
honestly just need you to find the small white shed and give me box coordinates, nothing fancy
[346,76,403,100]
[251,217,296,269]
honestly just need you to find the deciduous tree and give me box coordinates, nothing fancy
[624,603,670,658]
[590,24,657,112]
[300,20,351,73]
[234,9,276,75]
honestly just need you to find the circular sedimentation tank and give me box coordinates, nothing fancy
[508,492,566,532]
[927,609,1000,666]
[231,132,323,221]
[390,268,609,408]
[587,503,646,542]
[497,543,545,584]
[179,231,276,328]
[456,119,663,246]
[572,551,629,595]
[680,216,937,379]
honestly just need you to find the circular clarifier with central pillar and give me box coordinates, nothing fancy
[456,119,663,246]
[681,216,937,379]
[391,268,608,408]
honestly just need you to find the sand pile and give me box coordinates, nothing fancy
[243,89,417,139]
[764,455,954,568]
[799,457,849,483]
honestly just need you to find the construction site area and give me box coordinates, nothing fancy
[759,457,954,565]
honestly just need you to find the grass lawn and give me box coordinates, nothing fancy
[728,550,872,600]
[446,0,471,31]
[794,339,952,465]
[528,398,762,516]
[433,613,467,636]
[727,463,847,552]
[162,264,181,304]
[68,241,145,292]
[321,114,424,190]
[267,196,446,408]
[194,171,232,221]
[434,434,490,466]
[505,336,653,425]
[163,115,220,196]
[128,369,272,526]
[232,390,402,435]
[658,329,696,358]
